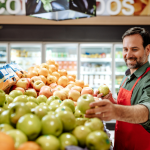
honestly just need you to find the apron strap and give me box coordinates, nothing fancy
[121,77,128,88]
[131,67,150,91]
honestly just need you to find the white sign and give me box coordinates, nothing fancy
[96,0,134,16]
[0,0,26,15]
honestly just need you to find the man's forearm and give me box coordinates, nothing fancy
[114,104,149,124]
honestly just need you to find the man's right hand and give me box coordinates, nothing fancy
[94,90,117,104]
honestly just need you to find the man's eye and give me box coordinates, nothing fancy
[123,49,127,51]
[133,49,138,51]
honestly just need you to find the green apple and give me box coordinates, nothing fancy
[9,102,31,125]
[41,114,63,136]
[32,105,49,120]
[0,89,6,106]
[3,104,9,110]
[0,107,5,114]
[49,100,62,111]
[26,102,38,109]
[84,118,104,131]
[0,110,10,124]
[16,113,41,140]
[55,106,72,113]
[0,124,14,132]
[72,125,91,147]
[47,111,56,115]
[56,111,76,131]
[9,90,23,99]
[60,99,75,113]
[36,135,60,150]
[39,102,48,106]
[37,95,47,104]
[77,94,95,114]
[98,85,109,96]
[75,118,89,127]
[74,109,84,118]
[5,95,13,104]
[3,95,13,109]
[6,129,28,149]
[46,96,60,105]
[86,131,111,150]
[27,96,39,104]
[59,133,78,150]
[24,89,37,98]
[13,95,28,103]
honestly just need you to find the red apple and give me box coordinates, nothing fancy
[26,78,31,88]
[55,85,64,91]
[53,90,67,100]
[49,83,57,89]
[33,80,45,91]
[31,76,41,87]
[68,90,80,102]
[16,78,29,90]
[39,86,53,98]
[15,87,25,94]
[81,87,94,96]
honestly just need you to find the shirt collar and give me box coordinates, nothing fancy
[125,62,150,78]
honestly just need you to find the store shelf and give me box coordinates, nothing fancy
[0,16,150,25]
[11,57,40,62]
[81,71,112,75]
[81,58,111,62]
[0,52,6,55]
[115,72,125,75]
[0,58,6,62]
[53,58,77,61]
[115,58,125,62]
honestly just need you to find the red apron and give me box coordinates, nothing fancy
[114,67,150,150]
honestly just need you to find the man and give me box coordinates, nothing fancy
[85,27,150,150]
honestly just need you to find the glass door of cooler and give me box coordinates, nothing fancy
[0,44,7,67]
[114,44,127,99]
[80,43,113,92]
[45,43,78,76]
[10,43,42,71]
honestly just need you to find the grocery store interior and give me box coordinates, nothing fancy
[0,0,150,149]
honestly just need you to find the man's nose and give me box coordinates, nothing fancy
[126,50,133,58]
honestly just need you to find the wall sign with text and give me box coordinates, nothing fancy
[0,0,150,16]
[96,0,150,16]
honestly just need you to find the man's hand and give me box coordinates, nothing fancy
[94,90,117,104]
[85,99,117,121]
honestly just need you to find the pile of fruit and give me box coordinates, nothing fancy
[0,60,111,150]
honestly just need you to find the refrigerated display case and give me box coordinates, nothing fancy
[0,44,7,67]
[10,43,42,71]
[1,42,140,99]
[114,44,127,99]
[45,43,78,76]
[80,43,113,91]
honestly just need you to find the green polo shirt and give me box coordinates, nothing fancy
[118,61,150,133]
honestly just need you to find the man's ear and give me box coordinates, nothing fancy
[145,44,150,55]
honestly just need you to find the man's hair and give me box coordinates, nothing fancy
[122,27,150,49]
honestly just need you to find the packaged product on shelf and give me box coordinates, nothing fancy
[9,62,27,78]
[0,66,17,91]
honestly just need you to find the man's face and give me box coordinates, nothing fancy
[123,34,148,69]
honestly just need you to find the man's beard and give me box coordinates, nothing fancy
[124,53,147,69]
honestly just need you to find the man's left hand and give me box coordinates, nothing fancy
[85,99,117,121]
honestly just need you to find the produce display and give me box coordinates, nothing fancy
[0,60,111,150]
